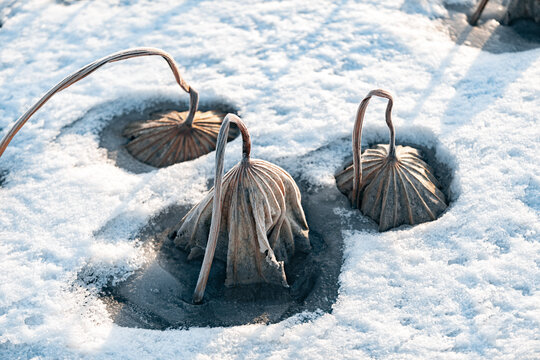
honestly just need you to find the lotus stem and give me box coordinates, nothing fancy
[0,47,198,159]
[193,113,250,304]
[470,0,490,25]
[352,89,395,208]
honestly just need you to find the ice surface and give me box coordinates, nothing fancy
[0,0,539,359]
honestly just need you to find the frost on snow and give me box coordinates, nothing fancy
[0,0,539,359]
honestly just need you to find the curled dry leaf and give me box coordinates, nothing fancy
[172,114,310,303]
[335,89,447,232]
[0,47,232,168]
[123,109,239,167]
[504,0,540,24]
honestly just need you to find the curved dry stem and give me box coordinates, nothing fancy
[193,113,251,304]
[352,89,395,208]
[0,47,198,159]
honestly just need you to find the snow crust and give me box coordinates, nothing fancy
[0,0,539,358]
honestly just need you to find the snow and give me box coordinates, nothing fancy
[0,0,539,359]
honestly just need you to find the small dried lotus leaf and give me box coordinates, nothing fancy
[123,110,239,167]
[175,158,310,287]
[335,144,447,231]
[334,89,447,231]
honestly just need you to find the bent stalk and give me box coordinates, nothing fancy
[0,47,198,159]
[352,89,395,208]
[192,113,251,304]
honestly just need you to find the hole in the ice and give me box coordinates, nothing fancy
[333,125,457,231]
[98,100,239,174]
[79,173,352,329]
[442,1,540,53]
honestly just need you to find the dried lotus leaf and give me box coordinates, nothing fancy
[336,144,447,231]
[172,114,310,303]
[504,0,540,24]
[123,109,239,167]
[335,89,447,231]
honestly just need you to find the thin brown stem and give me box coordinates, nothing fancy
[470,0,490,26]
[0,47,198,159]
[352,89,395,208]
[186,87,199,127]
[237,119,251,160]
[193,113,250,304]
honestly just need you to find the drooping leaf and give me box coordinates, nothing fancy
[335,89,447,231]
[124,110,239,167]
[171,114,310,303]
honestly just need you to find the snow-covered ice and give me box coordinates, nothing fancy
[0,0,539,358]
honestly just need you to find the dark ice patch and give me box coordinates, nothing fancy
[82,178,360,328]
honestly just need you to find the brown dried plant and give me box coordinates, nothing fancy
[0,48,235,167]
[123,109,238,167]
[335,89,447,232]
[172,114,310,303]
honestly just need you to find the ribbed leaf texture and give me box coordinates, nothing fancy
[174,159,310,287]
[336,144,447,231]
[124,110,238,167]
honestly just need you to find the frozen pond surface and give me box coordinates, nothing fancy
[0,0,539,359]
[86,128,453,329]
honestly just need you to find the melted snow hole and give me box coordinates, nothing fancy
[80,179,353,329]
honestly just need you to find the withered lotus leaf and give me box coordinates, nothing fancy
[123,109,239,167]
[335,89,447,232]
[0,48,232,168]
[172,114,310,303]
